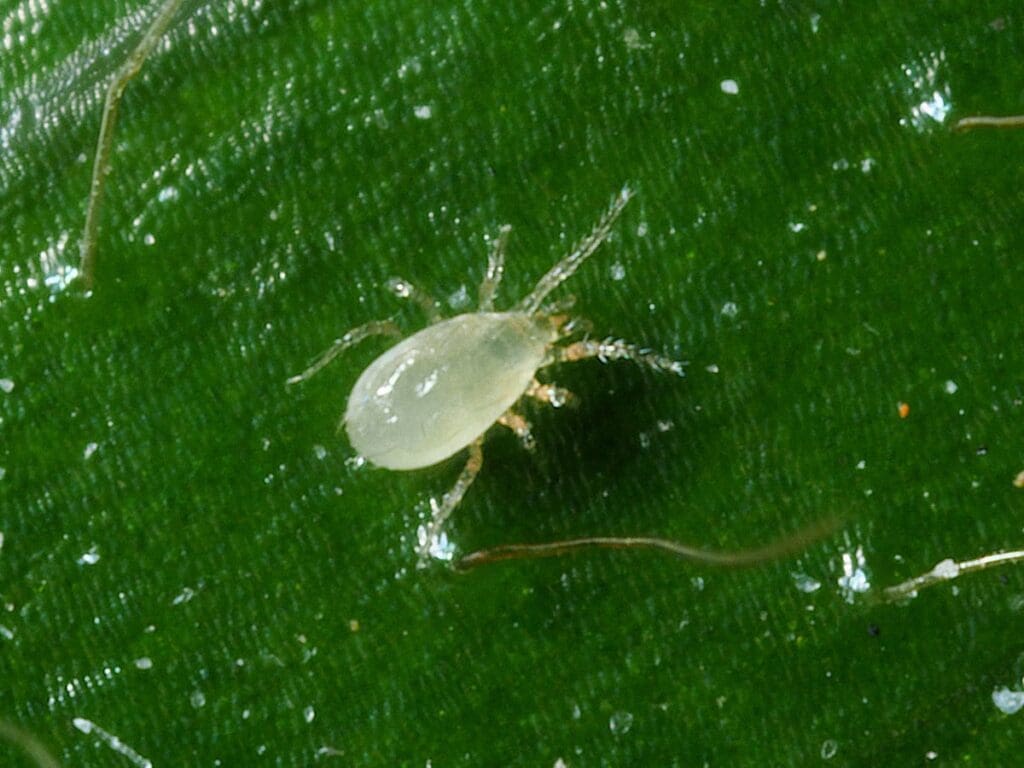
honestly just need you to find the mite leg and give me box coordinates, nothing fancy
[386,277,442,323]
[417,437,485,563]
[525,378,575,409]
[516,185,633,315]
[549,337,685,376]
[478,224,511,311]
[497,408,535,451]
[285,320,401,385]
[79,0,185,291]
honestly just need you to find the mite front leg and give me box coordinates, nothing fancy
[478,224,511,311]
[417,437,485,564]
[551,338,685,376]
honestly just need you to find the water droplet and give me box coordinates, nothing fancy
[609,710,634,735]
[720,79,739,95]
[0,378,13,393]
[304,705,316,723]
[77,547,100,566]
[792,573,821,593]
[190,690,206,708]
[820,739,838,759]
[83,442,99,460]
[721,301,738,318]
[993,686,1024,715]
[609,261,626,281]
[413,104,432,120]
[944,380,958,395]
[134,657,153,670]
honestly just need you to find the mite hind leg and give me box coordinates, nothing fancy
[525,378,576,409]
[417,437,485,564]
[478,224,511,311]
[550,337,685,376]
[285,320,402,385]
[497,408,535,451]
[386,277,442,323]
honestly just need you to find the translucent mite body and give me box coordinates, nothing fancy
[288,188,683,562]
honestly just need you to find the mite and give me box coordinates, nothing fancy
[287,187,683,562]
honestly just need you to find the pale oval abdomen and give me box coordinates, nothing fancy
[344,312,554,470]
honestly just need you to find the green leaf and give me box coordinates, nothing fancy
[2,0,1024,765]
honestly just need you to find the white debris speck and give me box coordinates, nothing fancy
[623,27,650,50]
[609,710,634,735]
[0,378,13,393]
[172,586,196,606]
[313,444,328,460]
[720,79,739,95]
[84,442,99,460]
[931,558,959,580]
[304,705,316,723]
[792,572,822,593]
[134,657,153,670]
[789,221,806,233]
[190,690,206,708]
[157,186,179,203]
[143,233,156,246]
[447,284,470,309]
[705,363,719,374]
[855,460,866,470]
[0,625,13,641]
[721,301,738,318]
[809,13,821,33]
[860,157,876,173]
[554,760,568,768]
[346,455,366,470]
[993,686,1024,715]
[837,545,871,603]
[413,105,432,120]
[76,547,100,566]
[944,380,958,394]
[609,261,626,281]
[72,717,153,768]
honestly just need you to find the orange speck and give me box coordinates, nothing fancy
[898,402,910,419]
